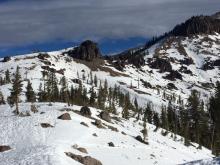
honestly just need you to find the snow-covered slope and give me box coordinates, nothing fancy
[1,33,219,110]
[0,103,213,165]
[0,32,219,165]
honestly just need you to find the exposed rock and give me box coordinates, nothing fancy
[40,123,53,128]
[202,62,215,70]
[149,58,172,73]
[2,56,11,62]
[135,135,143,142]
[167,83,178,90]
[93,119,105,129]
[92,133,98,137]
[99,111,111,122]
[164,70,183,81]
[72,145,88,154]
[19,111,31,117]
[65,152,102,165]
[121,131,127,135]
[214,59,220,66]
[107,125,118,132]
[37,53,50,60]
[41,66,65,75]
[108,142,115,147]
[0,145,11,152]
[135,135,149,145]
[140,79,152,88]
[57,113,71,120]
[179,58,194,65]
[179,66,193,75]
[80,106,92,117]
[65,40,102,61]
[80,122,89,127]
[106,49,145,71]
[77,147,88,154]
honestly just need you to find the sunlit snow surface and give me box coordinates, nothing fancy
[0,103,213,165]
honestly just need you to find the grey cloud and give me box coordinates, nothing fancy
[0,0,219,47]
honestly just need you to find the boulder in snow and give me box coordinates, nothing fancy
[108,142,115,147]
[57,113,71,120]
[0,145,11,152]
[99,111,111,122]
[65,152,102,165]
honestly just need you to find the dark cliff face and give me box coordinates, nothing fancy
[65,40,102,61]
[170,16,220,36]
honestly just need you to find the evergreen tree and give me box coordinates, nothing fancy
[153,112,160,131]
[89,87,96,106]
[145,102,153,124]
[60,76,69,105]
[5,69,11,83]
[0,90,5,105]
[187,90,200,144]
[38,83,44,102]
[94,75,98,87]
[122,93,130,119]
[209,82,220,155]
[10,66,23,115]
[160,105,168,130]
[25,80,36,102]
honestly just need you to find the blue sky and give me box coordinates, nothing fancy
[0,37,147,57]
[0,0,219,57]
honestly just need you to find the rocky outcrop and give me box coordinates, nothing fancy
[164,70,183,81]
[65,152,102,165]
[99,111,111,122]
[2,56,11,62]
[65,40,102,61]
[106,50,145,71]
[149,58,172,73]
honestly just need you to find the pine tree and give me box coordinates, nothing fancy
[153,112,160,131]
[25,80,36,102]
[60,76,69,105]
[122,93,130,119]
[134,98,140,120]
[167,101,175,132]
[145,102,153,124]
[209,82,220,155]
[187,90,200,144]
[10,66,23,115]
[38,83,44,102]
[5,69,11,83]
[0,90,5,105]
[89,87,96,106]
[94,74,98,87]
[160,105,168,130]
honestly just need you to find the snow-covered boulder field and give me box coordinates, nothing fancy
[0,103,213,165]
